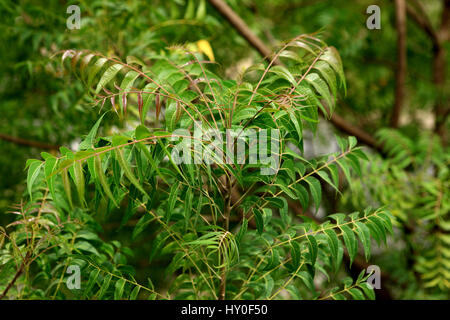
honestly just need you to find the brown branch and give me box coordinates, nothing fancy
[326,111,384,152]
[0,251,31,300]
[406,0,449,145]
[391,0,407,128]
[434,0,450,144]
[406,1,439,48]
[207,0,282,65]
[440,0,450,42]
[0,133,60,150]
[208,0,384,153]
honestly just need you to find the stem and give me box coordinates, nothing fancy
[207,0,281,65]
[219,174,232,300]
[0,251,31,300]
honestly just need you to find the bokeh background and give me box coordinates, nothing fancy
[0,0,448,299]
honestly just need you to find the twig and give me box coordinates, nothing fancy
[406,0,439,47]
[0,251,31,300]
[326,111,384,152]
[207,0,282,65]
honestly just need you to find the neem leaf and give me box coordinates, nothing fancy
[253,208,264,235]
[26,159,44,201]
[79,113,106,150]
[305,176,321,212]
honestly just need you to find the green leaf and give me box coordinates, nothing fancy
[336,158,352,188]
[305,176,321,212]
[297,271,315,292]
[87,57,108,88]
[327,163,340,191]
[84,269,100,298]
[348,136,357,149]
[378,211,394,235]
[26,160,44,201]
[129,286,140,300]
[114,148,148,197]
[167,182,180,222]
[320,47,346,92]
[365,220,382,245]
[306,235,318,265]
[346,154,362,177]
[264,249,280,271]
[269,65,297,85]
[236,219,248,245]
[324,229,340,270]
[149,231,169,262]
[368,216,387,245]
[72,161,85,207]
[263,276,274,299]
[44,157,58,199]
[196,0,206,20]
[75,241,100,255]
[184,0,195,19]
[360,283,375,300]
[354,221,371,260]
[61,168,73,209]
[114,278,126,300]
[317,170,339,193]
[313,61,337,99]
[290,241,302,269]
[253,208,264,235]
[184,187,193,220]
[279,197,289,227]
[94,155,118,207]
[97,273,112,299]
[351,148,369,161]
[132,213,152,240]
[79,113,106,150]
[278,184,298,200]
[293,183,309,210]
[340,225,358,264]
[305,73,332,115]
[119,71,140,112]
[95,64,123,93]
[165,101,181,132]
[348,287,365,300]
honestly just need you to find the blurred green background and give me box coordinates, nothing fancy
[0,0,448,298]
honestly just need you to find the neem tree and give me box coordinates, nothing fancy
[1,35,393,300]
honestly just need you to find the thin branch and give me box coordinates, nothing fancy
[433,0,450,144]
[208,0,384,152]
[440,0,450,42]
[207,0,282,65]
[0,133,60,150]
[0,251,31,300]
[326,111,384,152]
[406,0,449,145]
[406,0,439,48]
